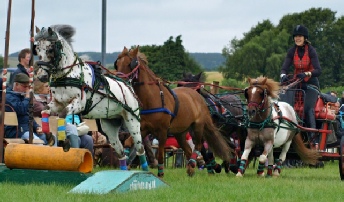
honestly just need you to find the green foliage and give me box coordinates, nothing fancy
[221,77,247,89]
[220,7,344,90]
[136,36,203,81]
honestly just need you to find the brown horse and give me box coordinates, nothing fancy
[239,76,320,177]
[178,72,247,174]
[115,46,232,177]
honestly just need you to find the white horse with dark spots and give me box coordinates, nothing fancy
[34,25,148,171]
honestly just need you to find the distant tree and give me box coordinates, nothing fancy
[220,26,289,81]
[138,36,203,81]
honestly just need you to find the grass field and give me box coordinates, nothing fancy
[205,71,223,83]
[1,161,343,202]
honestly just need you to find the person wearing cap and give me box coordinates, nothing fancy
[4,73,49,144]
[280,25,322,146]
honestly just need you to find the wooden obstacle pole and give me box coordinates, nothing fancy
[28,0,35,144]
[0,0,12,163]
[4,144,93,173]
[211,81,220,94]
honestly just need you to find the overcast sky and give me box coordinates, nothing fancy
[1,0,344,55]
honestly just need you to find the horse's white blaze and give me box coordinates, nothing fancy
[251,86,257,95]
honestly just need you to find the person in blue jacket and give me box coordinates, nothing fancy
[13,48,32,77]
[4,73,48,144]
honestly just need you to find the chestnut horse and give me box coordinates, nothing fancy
[115,46,232,177]
[239,76,320,177]
[178,72,247,174]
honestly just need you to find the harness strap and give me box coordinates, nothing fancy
[50,78,82,88]
[139,85,179,123]
[164,84,179,123]
[273,101,283,133]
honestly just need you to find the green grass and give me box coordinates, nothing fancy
[0,161,344,202]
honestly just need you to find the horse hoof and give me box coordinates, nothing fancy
[273,170,280,177]
[257,172,265,177]
[158,172,164,178]
[46,132,55,146]
[236,172,243,177]
[187,165,195,177]
[214,164,222,173]
[62,139,71,152]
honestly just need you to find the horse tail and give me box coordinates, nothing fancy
[292,132,321,165]
[203,119,233,162]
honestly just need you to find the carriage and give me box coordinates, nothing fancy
[179,73,344,180]
[279,78,344,179]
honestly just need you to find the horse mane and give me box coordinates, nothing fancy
[248,76,280,99]
[50,24,75,47]
[137,51,148,66]
[137,51,159,80]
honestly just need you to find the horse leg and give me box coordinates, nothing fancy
[236,138,253,177]
[193,123,218,175]
[47,98,65,114]
[143,135,158,168]
[174,131,196,176]
[257,139,273,177]
[100,119,127,170]
[123,115,148,171]
[156,130,168,177]
[273,140,292,176]
[266,148,274,177]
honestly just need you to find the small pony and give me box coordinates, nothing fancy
[238,76,320,177]
[33,25,148,171]
[115,46,233,177]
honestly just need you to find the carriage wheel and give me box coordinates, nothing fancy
[339,136,344,180]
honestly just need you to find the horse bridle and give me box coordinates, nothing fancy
[114,52,141,80]
[245,85,268,111]
[36,40,81,82]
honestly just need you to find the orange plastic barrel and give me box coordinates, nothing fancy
[4,144,93,173]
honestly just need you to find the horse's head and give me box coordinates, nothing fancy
[244,76,280,119]
[115,46,148,80]
[34,25,75,81]
[115,46,138,73]
[178,72,203,87]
